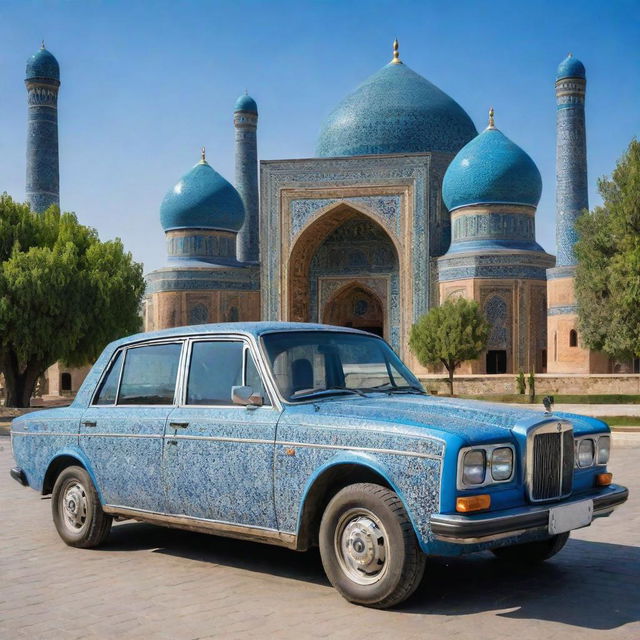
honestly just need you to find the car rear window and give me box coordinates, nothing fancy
[117,343,182,405]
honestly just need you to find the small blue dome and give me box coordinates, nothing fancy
[234,94,258,113]
[316,61,477,157]
[442,125,542,211]
[160,159,245,232]
[26,46,60,81]
[556,54,586,80]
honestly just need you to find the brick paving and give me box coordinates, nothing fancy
[0,435,638,640]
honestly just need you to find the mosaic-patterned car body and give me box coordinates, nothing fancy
[10,322,628,557]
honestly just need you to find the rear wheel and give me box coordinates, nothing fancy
[319,483,425,608]
[491,532,569,564]
[51,466,112,548]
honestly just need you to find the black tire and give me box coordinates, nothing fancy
[491,532,570,564]
[319,483,426,608]
[51,465,112,548]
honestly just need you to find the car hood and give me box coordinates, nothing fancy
[287,394,600,443]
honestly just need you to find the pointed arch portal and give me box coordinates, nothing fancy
[287,204,399,342]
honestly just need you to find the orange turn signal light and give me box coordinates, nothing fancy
[456,495,491,513]
[596,473,613,486]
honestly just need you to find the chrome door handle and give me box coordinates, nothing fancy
[169,421,189,429]
[82,420,97,427]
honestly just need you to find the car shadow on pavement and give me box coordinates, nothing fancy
[105,523,639,629]
[403,538,640,629]
[105,520,331,586]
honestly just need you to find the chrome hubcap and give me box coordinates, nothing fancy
[62,482,88,531]
[335,509,388,585]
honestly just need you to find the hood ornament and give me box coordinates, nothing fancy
[543,396,554,415]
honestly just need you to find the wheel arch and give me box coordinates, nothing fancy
[42,448,103,503]
[294,454,418,551]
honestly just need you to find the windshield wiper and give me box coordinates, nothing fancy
[291,386,367,401]
[358,383,425,395]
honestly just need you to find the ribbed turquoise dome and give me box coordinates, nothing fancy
[235,94,258,113]
[316,61,477,157]
[160,160,245,232]
[26,46,60,81]
[556,54,585,80]
[442,125,542,211]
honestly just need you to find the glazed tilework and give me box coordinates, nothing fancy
[235,109,260,263]
[555,75,588,267]
[145,264,260,294]
[25,80,59,213]
[548,304,578,316]
[438,251,554,282]
[260,153,452,356]
[290,195,402,238]
[316,61,476,157]
[11,323,619,557]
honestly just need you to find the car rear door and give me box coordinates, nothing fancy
[163,337,280,529]
[79,340,185,512]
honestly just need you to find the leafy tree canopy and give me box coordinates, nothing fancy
[0,194,145,407]
[409,297,489,395]
[575,139,640,361]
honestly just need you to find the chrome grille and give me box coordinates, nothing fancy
[527,422,574,502]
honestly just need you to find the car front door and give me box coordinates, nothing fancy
[79,340,184,512]
[163,338,280,530]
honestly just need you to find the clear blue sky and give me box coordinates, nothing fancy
[1,0,638,273]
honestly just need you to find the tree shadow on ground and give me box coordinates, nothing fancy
[105,523,640,629]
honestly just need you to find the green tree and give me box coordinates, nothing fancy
[0,194,145,407]
[409,298,489,395]
[575,139,640,361]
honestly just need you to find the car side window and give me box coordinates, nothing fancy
[117,343,182,405]
[93,350,123,405]
[186,341,270,406]
[187,341,243,405]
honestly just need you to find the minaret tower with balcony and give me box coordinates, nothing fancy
[547,54,608,372]
[234,92,259,264]
[25,42,60,212]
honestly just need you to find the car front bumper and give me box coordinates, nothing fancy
[430,484,629,544]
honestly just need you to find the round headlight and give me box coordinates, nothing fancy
[578,438,595,468]
[491,447,513,481]
[597,436,610,465]
[463,450,486,485]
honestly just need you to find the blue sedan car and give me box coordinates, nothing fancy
[10,322,628,608]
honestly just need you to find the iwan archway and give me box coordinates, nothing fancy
[286,204,400,347]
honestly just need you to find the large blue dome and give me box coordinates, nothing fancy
[442,121,542,211]
[316,60,477,157]
[556,54,586,80]
[26,45,60,81]
[160,157,245,232]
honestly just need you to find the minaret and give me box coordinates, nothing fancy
[234,92,259,263]
[25,42,60,212]
[547,54,607,373]
[555,53,588,266]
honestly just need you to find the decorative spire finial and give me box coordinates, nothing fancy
[391,38,402,64]
[488,106,495,129]
[41,40,45,49]
[200,147,207,164]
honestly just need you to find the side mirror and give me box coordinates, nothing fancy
[231,385,263,407]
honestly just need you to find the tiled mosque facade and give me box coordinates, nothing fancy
[21,42,614,390]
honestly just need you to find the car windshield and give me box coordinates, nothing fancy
[261,330,425,402]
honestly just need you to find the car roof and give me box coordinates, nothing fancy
[110,321,373,349]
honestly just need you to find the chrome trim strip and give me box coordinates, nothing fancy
[102,505,297,549]
[435,528,534,545]
[11,430,440,459]
[277,440,441,460]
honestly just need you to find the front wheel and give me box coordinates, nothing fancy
[51,465,112,548]
[319,483,426,608]
[491,532,570,564]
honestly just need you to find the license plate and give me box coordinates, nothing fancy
[548,500,593,535]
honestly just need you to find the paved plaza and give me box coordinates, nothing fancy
[1,435,638,640]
